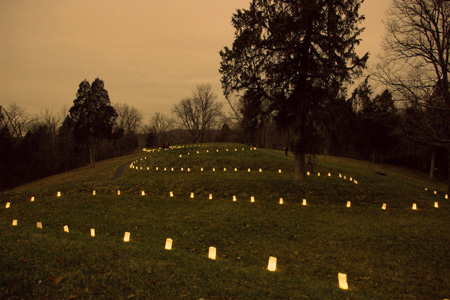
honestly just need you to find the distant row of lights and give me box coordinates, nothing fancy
[7,219,349,290]
[3,192,441,210]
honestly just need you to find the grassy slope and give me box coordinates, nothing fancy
[0,143,449,300]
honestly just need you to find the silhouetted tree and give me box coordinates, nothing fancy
[173,84,223,143]
[220,0,368,180]
[68,78,117,167]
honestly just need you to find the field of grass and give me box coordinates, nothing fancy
[0,143,449,299]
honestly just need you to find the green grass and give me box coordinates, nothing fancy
[1,143,449,299]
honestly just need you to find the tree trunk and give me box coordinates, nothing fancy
[89,139,96,168]
[429,148,436,180]
[448,147,450,193]
[293,151,306,181]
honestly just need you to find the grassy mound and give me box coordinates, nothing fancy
[0,143,449,299]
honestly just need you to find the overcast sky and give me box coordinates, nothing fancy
[0,0,391,122]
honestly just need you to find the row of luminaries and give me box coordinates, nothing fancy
[3,192,442,210]
[7,219,350,290]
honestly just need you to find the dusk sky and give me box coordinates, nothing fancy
[0,0,391,122]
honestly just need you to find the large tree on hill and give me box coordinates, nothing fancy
[219,0,368,180]
[68,78,117,167]
[172,84,223,143]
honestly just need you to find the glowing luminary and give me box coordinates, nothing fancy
[248,168,251,172]
[188,168,191,172]
[31,196,35,202]
[147,167,149,171]
[164,167,167,171]
[12,219,17,226]
[181,167,184,171]
[165,238,173,250]
[339,174,342,178]
[434,190,437,195]
[267,256,277,271]
[425,188,428,191]
[179,155,182,158]
[302,199,307,206]
[434,202,439,208]
[64,225,69,233]
[226,149,229,152]
[235,148,237,151]
[279,169,282,173]
[233,195,237,202]
[242,148,245,150]
[213,168,216,172]
[92,190,96,196]
[279,198,284,205]
[307,172,310,176]
[201,167,204,172]
[259,168,262,172]
[354,180,358,184]
[208,246,216,260]
[5,202,10,208]
[446,194,448,199]
[37,222,42,229]
[382,203,387,210]
[156,167,159,171]
[197,151,199,154]
[318,172,321,176]
[344,176,347,180]
[250,196,255,203]
[117,190,121,195]
[124,232,131,242]
[207,150,209,153]
[338,273,348,290]
[346,201,351,208]
[216,149,219,152]
[224,168,227,171]
[190,192,194,199]
[209,194,213,200]
[350,177,353,181]
[235,168,238,172]
[412,203,417,210]
[57,191,61,197]
[170,191,174,197]
[328,172,331,177]
[141,191,146,196]
[90,228,95,237]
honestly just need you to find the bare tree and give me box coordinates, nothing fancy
[114,103,143,134]
[172,84,223,143]
[373,0,450,188]
[149,112,174,146]
[2,104,37,139]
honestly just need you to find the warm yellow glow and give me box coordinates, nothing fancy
[141,191,145,196]
[346,201,351,208]
[267,256,277,271]
[446,194,448,199]
[279,169,282,173]
[117,190,121,195]
[5,202,10,208]
[181,167,184,171]
[170,191,174,197]
[216,149,219,152]
[57,191,61,197]
[350,177,353,181]
[251,196,255,203]
[235,168,238,172]
[339,174,342,178]
[248,168,251,172]
[213,168,216,172]
[207,150,209,153]
[224,168,227,171]
[344,176,347,180]
[37,222,42,229]
[259,168,262,172]
[156,167,159,171]
[302,199,307,206]
[338,273,348,290]
[201,167,204,172]
[208,246,216,260]
[354,180,358,184]
[226,149,229,151]
[124,232,130,242]
[425,188,428,191]
[307,171,310,176]
[12,219,17,226]
[197,151,199,154]
[64,225,69,233]
[434,202,439,208]
[382,203,387,210]
[412,203,417,210]
[434,190,437,194]
[279,198,283,204]
[164,167,167,171]
[328,172,331,177]
[165,238,173,250]
[233,195,237,202]
[93,190,96,195]
[318,172,320,176]
[171,167,174,171]
[90,228,95,237]
[209,194,213,200]
[190,192,194,199]
[30,196,35,202]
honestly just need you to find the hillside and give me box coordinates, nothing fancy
[0,143,449,299]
